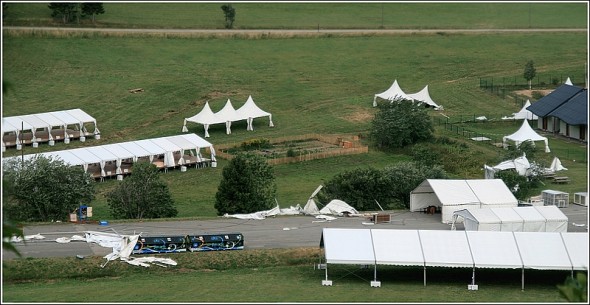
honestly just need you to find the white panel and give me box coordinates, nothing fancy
[513,207,546,232]
[514,232,572,270]
[419,230,473,267]
[466,231,522,269]
[371,229,424,266]
[561,233,589,270]
[322,228,375,265]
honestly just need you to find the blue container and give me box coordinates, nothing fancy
[99,220,109,226]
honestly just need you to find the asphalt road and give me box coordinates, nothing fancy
[3,204,587,260]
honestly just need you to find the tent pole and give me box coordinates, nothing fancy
[423,266,426,287]
[471,267,475,285]
[325,265,328,281]
[373,264,377,282]
[520,268,524,291]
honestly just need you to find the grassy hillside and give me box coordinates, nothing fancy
[2,3,588,221]
[3,2,587,29]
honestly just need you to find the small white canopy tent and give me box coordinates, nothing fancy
[213,99,239,135]
[373,79,412,107]
[407,85,441,110]
[565,77,573,85]
[503,119,550,153]
[503,99,538,120]
[410,179,518,224]
[235,95,274,131]
[182,101,217,138]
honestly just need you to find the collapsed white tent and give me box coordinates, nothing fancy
[319,199,359,216]
[319,228,588,288]
[503,99,538,120]
[235,95,274,131]
[548,156,568,172]
[484,153,531,179]
[503,119,550,153]
[407,85,442,110]
[410,179,518,224]
[452,205,568,232]
[373,79,412,107]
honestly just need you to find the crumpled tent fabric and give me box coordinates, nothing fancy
[549,156,568,172]
[223,204,303,220]
[319,199,360,216]
[484,153,531,178]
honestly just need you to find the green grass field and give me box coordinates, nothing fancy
[1,3,588,302]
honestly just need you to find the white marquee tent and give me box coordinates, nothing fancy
[319,228,588,289]
[503,119,550,153]
[452,205,568,232]
[235,95,274,131]
[2,133,216,178]
[410,179,518,223]
[182,96,273,137]
[407,85,441,110]
[503,99,538,120]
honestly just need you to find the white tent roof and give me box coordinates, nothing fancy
[561,233,589,270]
[101,143,136,161]
[213,99,239,124]
[465,231,523,269]
[565,77,573,85]
[410,179,518,223]
[373,79,412,106]
[182,101,218,137]
[512,206,547,232]
[236,95,271,120]
[512,99,538,120]
[419,230,474,268]
[513,232,574,270]
[371,229,424,266]
[503,119,550,153]
[115,141,153,159]
[407,85,441,109]
[454,208,502,231]
[321,228,375,265]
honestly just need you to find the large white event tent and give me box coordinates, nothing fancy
[2,109,100,150]
[503,119,550,153]
[319,228,588,289]
[182,96,273,137]
[2,133,216,179]
[410,179,518,224]
[452,205,568,232]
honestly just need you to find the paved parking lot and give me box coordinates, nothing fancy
[3,204,587,260]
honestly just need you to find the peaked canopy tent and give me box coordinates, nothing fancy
[503,99,538,120]
[503,119,550,153]
[565,77,573,85]
[373,79,412,107]
[407,85,442,110]
[235,95,274,131]
[410,179,518,223]
[212,99,239,135]
[319,228,588,289]
[452,205,568,232]
[182,101,217,138]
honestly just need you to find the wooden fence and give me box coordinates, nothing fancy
[215,133,369,165]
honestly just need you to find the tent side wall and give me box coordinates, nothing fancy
[409,192,439,212]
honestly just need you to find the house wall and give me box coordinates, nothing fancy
[559,123,588,142]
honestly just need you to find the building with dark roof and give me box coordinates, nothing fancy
[527,84,587,142]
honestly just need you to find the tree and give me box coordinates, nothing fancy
[318,167,392,211]
[215,152,276,215]
[81,2,105,24]
[370,101,434,149]
[493,170,541,201]
[557,272,587,302]
[523,60,536,90]
[106,161,177,219]
[2,155,96,222]
[382,161,448,208]
[48,3,78,24]
[221,4,236,29]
